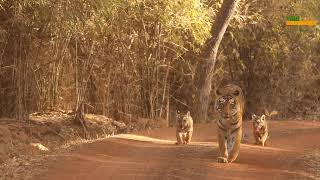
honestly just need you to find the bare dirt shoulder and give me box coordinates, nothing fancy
[0,111,126,180]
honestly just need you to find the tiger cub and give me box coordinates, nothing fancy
[175,111,193,145]
[216,84,245,163]
[252,114,269,146]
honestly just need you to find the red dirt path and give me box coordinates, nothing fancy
[34,120,320,180]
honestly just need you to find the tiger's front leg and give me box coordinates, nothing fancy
[217,131,228,163]
[253,132,261,145]
[185,130,193,144]
[175,131,184,145]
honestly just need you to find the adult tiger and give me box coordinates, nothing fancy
[215,84,245,163]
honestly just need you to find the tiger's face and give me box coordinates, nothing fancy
[216,88,241,119]
[177,111,191,129]
[252,114,266,133]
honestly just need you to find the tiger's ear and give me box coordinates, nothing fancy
[176,110,181,117]
[216,89,221,95]
[233,90,240,96]
[252,114,257,120]
[261,114,266,121]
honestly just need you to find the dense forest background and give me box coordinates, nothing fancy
[0,0,319,125]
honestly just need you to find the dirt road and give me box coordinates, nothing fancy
[34,120,320,180]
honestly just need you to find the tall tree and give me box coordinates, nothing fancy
[192,0,240,123]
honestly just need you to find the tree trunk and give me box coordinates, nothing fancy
[192,0,240,123]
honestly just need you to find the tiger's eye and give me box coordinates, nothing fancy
[229,99,235,105]
[219,98,226,103]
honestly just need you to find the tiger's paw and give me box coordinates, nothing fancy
[217,157,228,163]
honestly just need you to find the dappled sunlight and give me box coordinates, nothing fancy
[113,133,294,153]
[240,143,295,152]
[113,134,175,144]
